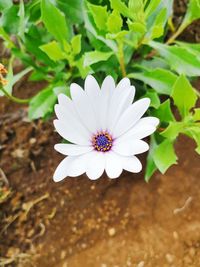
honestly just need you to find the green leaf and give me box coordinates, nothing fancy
[0,0,12,11]
[40,41,67,61]
[148,8,167,39]
[149,41,200,77]
[183,0,200,25]
[193,108,200,121]
[83,5,117,52]
[109,0,130,18]
[153,139,178,174]
[0,5,20,34]
[144,0,161,18]
[71,34,82,55]
[75,56,92,78]
[176,41,200,57]
[161,122,185,140]
[84,51,113,67]
[0,26,15,48]
[143,90,160,108]
[18,0,25,40]
[128,0,145,22]
[88,3,108,31]
[28,86,57,120]
[41,0,70,44]
[130,68,177,95]
[145,135,158,182]
[1,59,33,96]
[56,0,83,24]
[152,100,175,122]
[107,10,122,33]
[128,21,146,34]
[171,75,197,118]
[184,126,200,154]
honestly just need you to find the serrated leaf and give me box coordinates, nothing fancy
[152,100,175,122]
[193,108,200,121]
[71,34,81,55]
[107,10,122,33]
[40,41,67,61]
[161,122,185,140]
[130,68,177,95]
[109,0,130,18]
[171,75,197,118]
[153,139,178,174]
[88,3,108,31]
[28,86,57,120]
[128,0,145,22]
[84,51,113,67]
[41,0,70,44]
[149,41,200,77]
[184,126,200,154]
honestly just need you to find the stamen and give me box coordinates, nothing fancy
[92,131,113,152]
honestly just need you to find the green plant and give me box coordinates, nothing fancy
[0,0,200,180]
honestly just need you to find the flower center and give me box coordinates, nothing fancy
[92,131,113,152]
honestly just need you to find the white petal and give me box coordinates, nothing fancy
[70,83,98,133]
[54,119,90,146]
[99,76,115,130]
[86,151,105,180]
[122,156,142,173]
[85,75,100,96]
[116,77,130,91]
[113,139,149,156]
[101,75,115,95]
[53,156,77,182]
[139,116,160,127]
[117,119,158,143]
[108,86,135,132]
[54,143,93,156]
[105,151,123,179]
[113,98,150,138]
[54,102,90,143]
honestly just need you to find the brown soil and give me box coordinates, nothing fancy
[0,95,200,267]
[0,78,200,267]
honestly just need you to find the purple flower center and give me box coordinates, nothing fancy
[92,132,112,152]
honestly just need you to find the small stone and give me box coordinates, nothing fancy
[173,231,179,240]
[108,227,116,236]
[165,253,174,263]
[137,262,145,267]
[60,250,67,260]
[189,247,195,257]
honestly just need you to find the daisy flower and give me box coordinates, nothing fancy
[53,75,159,181]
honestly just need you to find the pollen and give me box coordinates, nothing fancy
[92,131,113,152]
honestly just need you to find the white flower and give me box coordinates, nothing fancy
[53,75,159,181]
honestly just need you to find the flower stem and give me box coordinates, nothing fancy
[166,22,189,45]
[118,42,127,77]
[0,85,31,104]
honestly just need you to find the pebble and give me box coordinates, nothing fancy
[137,262,145,267]
[165,253,174,263]
[108,227,116,236]
[173,231,179,240]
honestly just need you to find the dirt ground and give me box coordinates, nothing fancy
[1,1,200,266]
[1,87,200,267]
